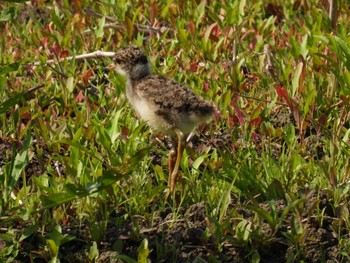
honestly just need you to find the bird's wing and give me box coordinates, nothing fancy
[135,75,209,113]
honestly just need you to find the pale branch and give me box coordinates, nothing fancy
[32,50,117,66]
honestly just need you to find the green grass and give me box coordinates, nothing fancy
[1,0,350,262]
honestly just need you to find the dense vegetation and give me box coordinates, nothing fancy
[1,0,350,262]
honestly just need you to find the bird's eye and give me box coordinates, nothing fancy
[135,55,148,64]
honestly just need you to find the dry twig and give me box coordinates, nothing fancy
[32,50,117,66]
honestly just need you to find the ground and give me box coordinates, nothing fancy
[9,195,340,262]
[0,125,343,262]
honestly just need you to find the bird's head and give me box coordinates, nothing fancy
[105,45,151,81]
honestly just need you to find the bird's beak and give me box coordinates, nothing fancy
[103,63,117,73]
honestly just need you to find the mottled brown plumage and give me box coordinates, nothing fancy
[106,45,215,194]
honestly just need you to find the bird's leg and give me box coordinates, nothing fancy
[168,143,176,186]
[169,130,185,194]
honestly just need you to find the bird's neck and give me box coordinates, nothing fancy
[129,63,151,82]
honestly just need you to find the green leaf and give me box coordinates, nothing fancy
[194,0,206,27]
[303,81,316,114]
[0,93,23,114]
[239,0,247,19]
[343,71,350,94]
[0,62,20,75]
[1,136,32,214]
[281,199,306,220]
[249,205,275,229]
[106,109,122,143]
[291,214,303,235]
[22,132,33,151]
[203,23,217,52]
[291,62,303,96]
[137,238,150,263]
[300,34,308,59]
[51,6,63,30]
[333,36,350,57]
[192,154,208,170]
[126,147,150,169]
[314,34,328,43]
[19,224,38,242]
[93,122,112,150]
[114,255,136,263]
[85,170,124,193]
[235,220,251,242]
[0,233,14,243]
[66,77,74,93]
[217,181,234,222]
[327,34,350,69]
[0,7,17,21]
[89,241,99,260]
[0,76,5,89]
[10,150,30,188]
[40,170,125,209]
[284,124,296,146]
[47,225,63,257]
[40,190,79,209]
[59,139,94,158]
[96,16,106,38]
[251,251,261,263]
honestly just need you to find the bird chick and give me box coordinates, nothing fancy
[106,45,215,194]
